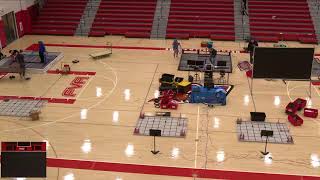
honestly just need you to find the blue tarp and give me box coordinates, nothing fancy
[189,85,226,105]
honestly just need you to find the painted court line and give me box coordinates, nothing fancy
[76,75,94,99]
[194,105,200,168]
[25,43,247,53]
[25,43,320,56]
[0,96,76,104]
[47,70,96,76]
[0,73,8,80]
[25,43,320,58]
[45,158,319,180]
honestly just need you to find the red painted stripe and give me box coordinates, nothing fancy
[0,154,317,179]
[46,158,320,180]
[25,43,320,56]
[25,43,165,51]
[25,44,38,51]
[0,96,75,104]
[312,81,320,85]
[0,73,8,79]
[47,70,96,76]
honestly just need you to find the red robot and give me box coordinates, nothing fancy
[285,102,299,115]
[304,108,318,118]
[293,98,307,111]
[159,90,178,110]
[288,114,303,126]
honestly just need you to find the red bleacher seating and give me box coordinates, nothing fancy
[248,0,318,44]
[125,32,151,38]
[89,0,156,37]
[31,0,88,35]
[166,33,189,39]
[89,31,105,37]
[166,0,235,40]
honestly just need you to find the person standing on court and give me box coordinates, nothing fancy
[38,41,47,63]
[247,39,258,64]
[16,50,26,79]
[242,0,247,9]
[172,39,181,58]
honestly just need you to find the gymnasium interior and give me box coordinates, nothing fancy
[0,0,319,179]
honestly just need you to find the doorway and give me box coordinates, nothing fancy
[2,11,18,45]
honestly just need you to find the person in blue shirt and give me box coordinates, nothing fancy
[38,41,46,63]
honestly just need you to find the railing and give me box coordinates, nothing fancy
[155,0,166,38]
[78,0,100,35]
[316,0,320,14]
[241,0,249,40]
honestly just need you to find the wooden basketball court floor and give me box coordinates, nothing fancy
[0,35,319,180]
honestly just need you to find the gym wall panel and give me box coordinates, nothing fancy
[0,20,7,48]
[15,10,26,37]
[0,0,38,41]
[0,0,24,16]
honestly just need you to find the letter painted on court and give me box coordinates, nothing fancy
[62,76,89,97]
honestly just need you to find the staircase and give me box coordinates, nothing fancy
[75,0,101,36]
[234,0,250,41]
[307,0,320,44]
[150,0,171,39]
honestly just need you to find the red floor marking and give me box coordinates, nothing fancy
[0,73,8,79]
[312,81,320,85]
[45,158,320,180]
[47,70,96,76]
[25,44,39,51]
[25,44,320,56]
[25,43,165,51]
[0,96,75,104]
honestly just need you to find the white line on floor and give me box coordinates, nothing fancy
[76,75,95,99]
[194,105,200,168]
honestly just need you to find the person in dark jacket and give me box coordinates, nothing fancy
[209,47,217,64]
[38,41,46,63]
[15,50,26,79]
[247,39,258,64]
[172,39,181,58]
[242,0,247,9]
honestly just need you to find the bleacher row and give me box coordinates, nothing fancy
[166,0,235,40]
[90,0,156,38]
[31,0,88,35]
[248,0,317,44]
[30,0,318,44]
